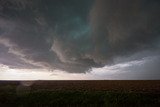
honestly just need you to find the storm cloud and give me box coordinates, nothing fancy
[0,0,160,74]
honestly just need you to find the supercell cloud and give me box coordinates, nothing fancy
[0,0,160,78]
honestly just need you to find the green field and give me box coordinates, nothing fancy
[0,80,160,107]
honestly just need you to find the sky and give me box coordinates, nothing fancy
[0,0,160,80]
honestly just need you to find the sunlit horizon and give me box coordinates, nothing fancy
[1,55,159,80]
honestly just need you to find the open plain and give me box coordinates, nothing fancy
[0,80,160,107]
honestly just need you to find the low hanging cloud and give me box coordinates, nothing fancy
[0,0,160,76]
[90,53,160,80]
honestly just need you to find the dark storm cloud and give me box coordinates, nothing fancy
[89,0,160,64]
[0,0,96,72]
[0,0,160,73]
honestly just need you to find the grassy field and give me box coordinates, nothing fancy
[0,80,160,107]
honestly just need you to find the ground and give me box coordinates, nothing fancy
[0,80,160,107]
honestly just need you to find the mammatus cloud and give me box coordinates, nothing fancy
[0,0,160,77]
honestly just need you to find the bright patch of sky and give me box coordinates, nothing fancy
[1,56,157,80]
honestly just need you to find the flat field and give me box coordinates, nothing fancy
[0,80,160,107]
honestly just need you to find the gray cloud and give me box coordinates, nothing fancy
[90,53,160,80]
[89,0,160,64]
[0,0,160,75]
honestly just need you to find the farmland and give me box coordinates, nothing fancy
[0,80,160,107]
